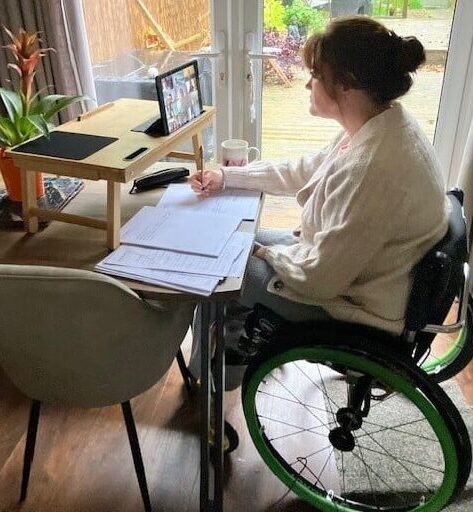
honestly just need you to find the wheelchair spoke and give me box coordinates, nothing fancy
[315,447,335,489]
[294,361,341,423]
[257,414,333,442]
[354,427,435,495]
[349,446,410,508]
[256,389,337,427]
[356,417,438,443]
[293,451,335,501]
[341,451,346,498]
[270,373,331,429]
[288,444,332,467]
[355,443,444,474]
[355,443,381,511]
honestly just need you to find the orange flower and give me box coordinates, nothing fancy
[2,27,55,108]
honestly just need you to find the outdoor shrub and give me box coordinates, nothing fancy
[263,30,302,82]
[282,0,328,34]
[408,0,424,9]
[264,0,286,32]
[373,0,423,15]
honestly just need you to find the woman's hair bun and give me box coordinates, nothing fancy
[399,36,426,73]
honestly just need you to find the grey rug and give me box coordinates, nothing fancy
[0,176,83,229]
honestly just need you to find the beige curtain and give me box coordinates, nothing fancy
[0,0,96,121]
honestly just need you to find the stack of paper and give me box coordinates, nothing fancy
[95,184,259,296]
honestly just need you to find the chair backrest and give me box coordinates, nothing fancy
[404,189,469,334]
[0,265,193,408]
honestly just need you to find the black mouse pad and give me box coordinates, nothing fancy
[12,131,118,160]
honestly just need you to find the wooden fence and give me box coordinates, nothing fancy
[82,0,211,64]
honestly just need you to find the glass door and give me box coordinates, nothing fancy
[81,0,229,163]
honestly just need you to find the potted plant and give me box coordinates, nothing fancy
[0,27,84,201]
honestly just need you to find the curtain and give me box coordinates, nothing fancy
[0,0,96,121]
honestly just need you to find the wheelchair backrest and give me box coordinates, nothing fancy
[404,190,469,333]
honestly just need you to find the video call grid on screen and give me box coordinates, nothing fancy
[155,60,204,135]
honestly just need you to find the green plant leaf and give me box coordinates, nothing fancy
[33,94,85,120]
[0,88,23,122]
[27,115,51,138]
[28,85,54,108]
[0,117,20,146]
[17,116,39,141]
[30,94,68,115]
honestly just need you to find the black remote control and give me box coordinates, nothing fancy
[130,167,190,193]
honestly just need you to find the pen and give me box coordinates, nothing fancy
[77,101,115,121]
[199,145,205,191]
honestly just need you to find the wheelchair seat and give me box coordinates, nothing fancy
[241,189,473,512]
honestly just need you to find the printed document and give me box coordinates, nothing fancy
[96,263,220,296]
[120,205,241,256]
[158,184,261,220]
[100,231,251,277]
[227,232,256,277]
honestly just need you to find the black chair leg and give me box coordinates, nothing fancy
[121,401,152,512]
[176,348,193,393]
[20,400,41,502]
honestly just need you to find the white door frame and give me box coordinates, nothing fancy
[434,0,473,186]
[211,0,263,155]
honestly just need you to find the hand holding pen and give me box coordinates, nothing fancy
[189,169,224,195]
[189,144,224,195]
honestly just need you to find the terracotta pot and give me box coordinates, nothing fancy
[0,149,44,202]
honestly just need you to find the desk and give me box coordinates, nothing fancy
[0,180,263,512]
[7,99,215,250]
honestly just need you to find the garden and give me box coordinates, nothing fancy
[262,0,447,85]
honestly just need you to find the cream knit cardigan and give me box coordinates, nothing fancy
[222,103,449,334]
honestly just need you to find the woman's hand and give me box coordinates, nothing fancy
[254,245,268,260]
[189,169,224,195]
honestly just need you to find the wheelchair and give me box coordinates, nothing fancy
[241,189,473,512]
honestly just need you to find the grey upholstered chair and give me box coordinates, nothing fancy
[0,265,194,512]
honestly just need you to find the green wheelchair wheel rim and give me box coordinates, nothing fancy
[421,324,467,376]
[243,346,459,512]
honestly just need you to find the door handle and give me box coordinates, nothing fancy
[191,30,227,87]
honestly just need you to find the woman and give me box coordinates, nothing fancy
[189,16,449,387]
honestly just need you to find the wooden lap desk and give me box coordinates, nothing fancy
[7,98,215,250]
[0,181,263,512]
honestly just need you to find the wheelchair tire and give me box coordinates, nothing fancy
[421,298,473,383]
[242,336,471,512]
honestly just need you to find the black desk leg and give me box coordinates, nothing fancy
[200,302,212,512]
[214,302,225,510]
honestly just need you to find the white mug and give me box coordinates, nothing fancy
[221,139,260,167]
